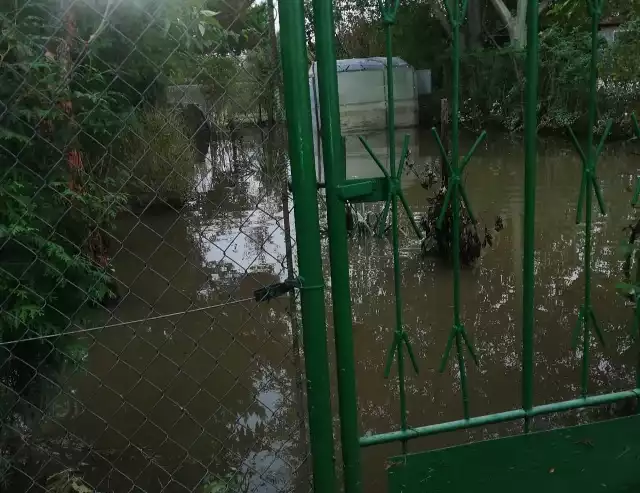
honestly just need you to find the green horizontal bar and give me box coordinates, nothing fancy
[359,389,640,448]
[337,180,375,201]
[360,410,525,447]
[339,177,389,203]
[530,390,639,416]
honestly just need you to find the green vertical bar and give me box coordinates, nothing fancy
[434,0,482,418]
[522,0,539,432]
[278,1,336,491]
[451,0,461,332]
[312,0,362,490]
[450,0,470,418]
[581,12,599,397]
[636,255,640,403]
[383,11,410,453]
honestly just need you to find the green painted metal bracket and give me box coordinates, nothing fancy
[432,128,486,227]
[377,0,400,24]
[357,134,422,238]
[336,177,389,203]
[585,0,605,17]
[439,323,479,372]
[571,304,606,348]
[567,124,610,225]
[439,0,471,27]
[384,328,419,378]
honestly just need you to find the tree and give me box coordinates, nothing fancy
[547,0,640,26]
[487,0,554,48]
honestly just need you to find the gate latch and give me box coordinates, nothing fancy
[254,277,301,302]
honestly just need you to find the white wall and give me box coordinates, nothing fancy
[310,61,418,134]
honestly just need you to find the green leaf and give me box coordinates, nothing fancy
[199,10,219,17]
[0,127,31,143]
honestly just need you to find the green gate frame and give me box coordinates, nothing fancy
[277,0,640,491]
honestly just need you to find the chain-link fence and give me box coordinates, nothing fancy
[0,0,312,491]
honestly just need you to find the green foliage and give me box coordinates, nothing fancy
[122,107,197,206]
[457,47,525,130]
[0,0,122,356]
[0,0,277,487]
[46,470,94,493]
[201,470,251,493]
[332,0,640,132]
[603,19,640,84]
[456,23,640,131]
[458,26,597,131]
[547,0,640,27]
[0,0,125,485]
[391,3,448,69]
[336,1,446,69]
[537,27,594,129]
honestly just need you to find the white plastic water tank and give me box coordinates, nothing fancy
[309,57,418,134]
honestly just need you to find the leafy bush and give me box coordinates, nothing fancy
[456,24,640,132]
[122,108,198,208]
[457,47,525,130]
[0,0,125,485]
[457,27,598,131]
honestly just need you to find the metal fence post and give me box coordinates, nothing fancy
[522,0,539,433]
[311,0,362,491]
[278,0,337,492]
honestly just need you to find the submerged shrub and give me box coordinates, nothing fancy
[123,107,198,208]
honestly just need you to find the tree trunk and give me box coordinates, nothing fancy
[488,0,526,48]
[466,0,483,50]
[514,0,527,48]
[489,0,549,49]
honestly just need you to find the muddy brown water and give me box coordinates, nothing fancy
[37,128,640,492]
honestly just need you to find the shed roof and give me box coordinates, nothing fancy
[309,57,410,75]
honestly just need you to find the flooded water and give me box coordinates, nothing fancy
[44,128,640,492]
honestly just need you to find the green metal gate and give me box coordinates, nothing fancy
[277,0,640,492]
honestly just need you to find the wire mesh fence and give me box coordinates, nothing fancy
[0,0,312,491]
